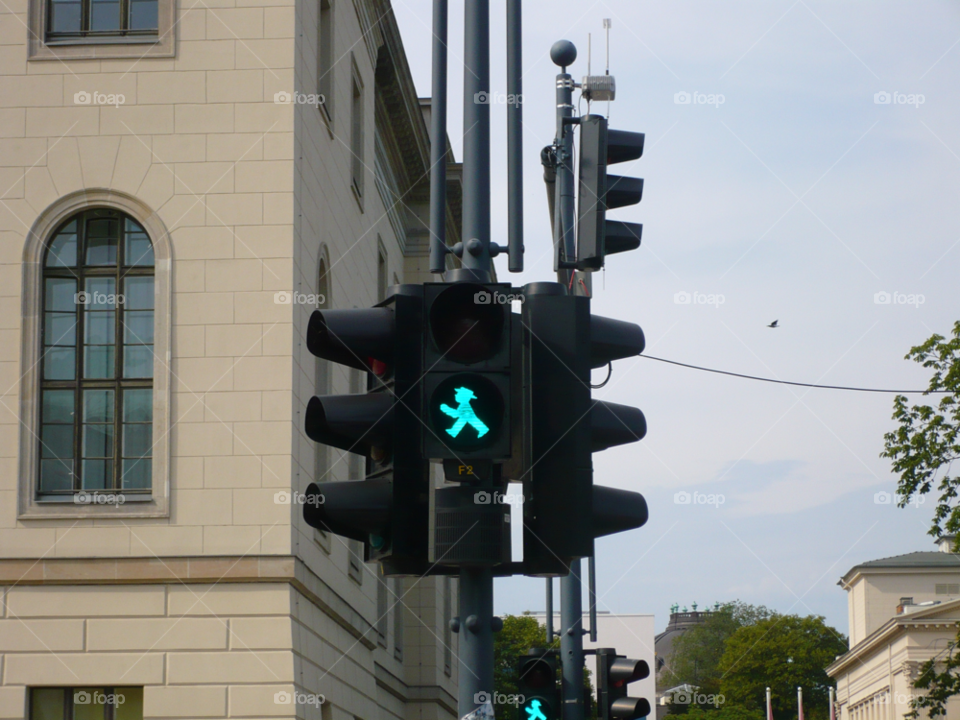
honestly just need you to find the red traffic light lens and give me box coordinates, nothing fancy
[429,284,505,364]
[520,658,555,689]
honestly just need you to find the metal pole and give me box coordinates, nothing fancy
[506,0,523,272]
[459,567,494,717]
[460,0,492,278]
[561,560,585,720]
[555,69,575,274]
[428,0,448,274]
[588,554,597,642]
[546,578,554,643]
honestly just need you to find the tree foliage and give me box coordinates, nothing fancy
[493,614,560,720]
[905,631,960,719]
[881,321,960,540]
[684,705,765,720]
[717,614,847,720]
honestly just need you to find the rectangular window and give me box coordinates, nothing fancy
[30,687,143,720]
[317,0,333,122]
[46,0,157,38]
[393,577,403,660]
[350,61,364,201]
[377,577,388,647]
[443,576,452,676]
[936,584,960,595]
[377,239,386,303]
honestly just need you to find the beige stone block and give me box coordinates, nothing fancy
[203,390,262,422]
[6,585,166,617]
[139,70,206,104]
[263,7,294,37]
[172,226,236,260]
[227,685,300,715]
[168,583,290,616]
[4,652,164,685]
[201,524,262,555]
[206,193,262,225]
[63,73,137,106]
[0,44,26,73]
[174,421,236,457]
[0,138,47,167]
[159,194,208,230]
[260,391,290,421]
[0,12,28,45]
[259,523,290,554]
[178,5,206,39]
[0,167,24,200]
[172,392,206,423]
[0,529,56,557]
[263,192,292,225]
[129,525,204,555]
[100,103,174,135]
[174,260,206,293]
[232,487,290,525]
[76,135,121,186]
[0,686,27,719]
[263,132,293,160]
[175,161,235,195]
[44,136,83,195]
[205,258,263,292]
[232,421,289,456]
[0,619,84,651]
[0,108,25,138]
[206,133,263,162]
[236,39,293,69]
[204,454,262,488]
[176,103,235,134]
[234,291,290,324]
[234,356,292,391]
[25,107,100,137]
[95,59,177,74]
[261,320,292,356]
[175,356,235,393]
[235,160,291,193]
[144,685,227,718]
[175,488,233,525]
[176,291,234,324]
[235,101,292,132]
[110,135,154,196]
[0,74,62,107]
[234,224,292,259]
[169,649,293,684]
[207,69,263,103]
[176,39,236,71]
[87,617,228,650]
[54,527,131,557]
[206,7,263,39]
[261,67,292,108]
[260,454,290,487]
[136,163,175,213]
[173,323,205,357]
[171,455,205,489]
[259,258,291,292]
[153,134,206,164]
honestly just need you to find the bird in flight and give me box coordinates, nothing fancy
[767,320,779,328]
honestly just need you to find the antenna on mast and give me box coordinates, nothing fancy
[581,19,615,111]
[604,18,611,74]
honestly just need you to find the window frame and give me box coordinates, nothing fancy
[19,190,172,520]
[45,0,159,42]
[350,55,365,207]
[317,0,334,128]
[29,686,143,720]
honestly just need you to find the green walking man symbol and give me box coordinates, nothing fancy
[524,700,547,720]
[440,386,489,439]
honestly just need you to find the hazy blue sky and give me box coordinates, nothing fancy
[392,0,960,636]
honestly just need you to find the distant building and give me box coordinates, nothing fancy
[827,537,960,720]
[653,605,715,718]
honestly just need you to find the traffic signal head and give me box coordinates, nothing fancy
[577,114,645,271]
[597,649,651,720]
[517,651,559,720]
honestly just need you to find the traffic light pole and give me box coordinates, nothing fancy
[561,560,586,720]
[551,41,578,280]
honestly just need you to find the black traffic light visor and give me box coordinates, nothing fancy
[429,283,506,364]
[307,308,394,371]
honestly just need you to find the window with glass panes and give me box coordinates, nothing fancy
[30,687,143,720]
[46,0,157,40]
[39,209,154,498]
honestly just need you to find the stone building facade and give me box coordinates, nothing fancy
[0,0,461,716]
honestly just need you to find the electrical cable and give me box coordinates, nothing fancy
[640,354,950,394]
[590,361,612,389]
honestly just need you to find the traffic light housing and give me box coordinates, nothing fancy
[517,650,559,720]
[521,283,648,576]
[577,114,644,271]
[597,648,651,720]
[301,285,430,576]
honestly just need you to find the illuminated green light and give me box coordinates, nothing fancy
[440,386,489,439]
[524,699,548,720]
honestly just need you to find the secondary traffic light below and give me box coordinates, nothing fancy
[597,648,651,720]
[517,650,559,720]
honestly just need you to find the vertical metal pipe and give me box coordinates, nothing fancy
[428,0,448,274]
[461,0,491,276]
[546,578,554,643]
[561,561,585,720]
[588,554,597,642]
[506,0,523,272]
[555,71,575,272]
[458,567,494,717]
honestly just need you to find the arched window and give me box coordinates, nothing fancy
[39,208,155,497]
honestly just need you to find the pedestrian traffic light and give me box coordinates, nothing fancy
[517,650,559,720]
[422,282,514,460]
[301,285,430,576]
[521,282,648,576]
[597,648,651,720]
[576,114,644,270]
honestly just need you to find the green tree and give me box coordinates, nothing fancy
[881,321,960,540]
[659,601,773,701]
[685,705,765,720]
[717,614,846,720]
[493,614,559,720]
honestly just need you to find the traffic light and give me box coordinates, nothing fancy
[576,114,644,270]
[422,282,514,461]
[596,648,651,720]
[301,285,430,576]
[521,282,648,576]
[517,650,559,720]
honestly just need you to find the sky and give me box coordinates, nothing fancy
[390,0,960,636]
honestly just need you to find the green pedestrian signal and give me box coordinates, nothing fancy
[427,374,504,453]
[523,699,548,720]
[440,386,490,438]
